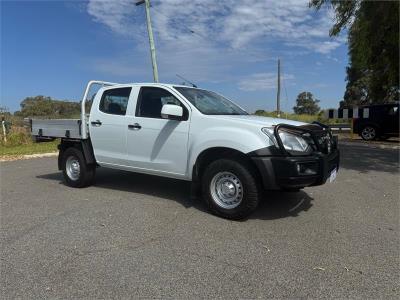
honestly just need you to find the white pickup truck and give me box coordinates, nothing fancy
[31,80,340,219]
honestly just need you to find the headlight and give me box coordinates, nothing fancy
[279,130,311,152]
[261,127,312,153]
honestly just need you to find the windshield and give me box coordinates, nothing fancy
[174,87,248,115]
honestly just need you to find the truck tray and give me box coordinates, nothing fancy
[31,119,82,139]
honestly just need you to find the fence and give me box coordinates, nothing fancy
[328,123,351,132]
[324,108,369,119]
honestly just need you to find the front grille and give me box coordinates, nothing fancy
[313,131,333,154]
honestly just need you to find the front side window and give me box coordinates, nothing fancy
[136,87,188,120]
[174,87,248,115]
[99,87,132,115]
[388,106,399,115]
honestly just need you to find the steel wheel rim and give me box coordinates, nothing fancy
[362,127,375,140]
[66,156,80,181]
[210,171,243,209]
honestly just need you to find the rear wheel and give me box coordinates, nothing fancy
[361,126,377,141]
[61,147,95,188]
[202,159,260,220]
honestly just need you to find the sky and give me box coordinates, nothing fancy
[1,0,348,113]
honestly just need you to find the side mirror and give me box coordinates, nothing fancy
[161,104,183,120]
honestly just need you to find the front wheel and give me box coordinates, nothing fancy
[202,159,260,220]
[61,147,95,188]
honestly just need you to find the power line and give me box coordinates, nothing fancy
[148,3,289,106]
[151,6,214,42]
[150,5,265,62]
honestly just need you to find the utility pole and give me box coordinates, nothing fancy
[136,0,159,82]
[276,58,281,117]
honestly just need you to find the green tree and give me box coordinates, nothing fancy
[293,92,320,115]
[17,96,80,118]
[254,109,266,115]
[310,0,399,106]
[0,106,11,115]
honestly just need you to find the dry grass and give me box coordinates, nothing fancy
[0,126,58,156]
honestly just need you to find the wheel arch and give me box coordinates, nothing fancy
[192,147,261,183]
[361,122,381,130]
[58,139,95,170]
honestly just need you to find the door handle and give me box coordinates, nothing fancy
[128,123,141,130]
[91,120,102,126]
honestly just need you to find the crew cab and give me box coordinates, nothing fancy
[31,81,340,219]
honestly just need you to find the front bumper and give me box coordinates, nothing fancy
[251,122,340,190]
[252,149,340,190]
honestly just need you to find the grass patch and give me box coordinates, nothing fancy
[0,140,58,156]
[1,129,59,156]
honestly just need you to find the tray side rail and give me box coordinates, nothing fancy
[31,119,82,140]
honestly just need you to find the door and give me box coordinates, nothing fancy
[89,87,132,165]
[126,86,190,176]
[384,105,399,134]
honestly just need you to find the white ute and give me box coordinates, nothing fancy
[31,80,340,219]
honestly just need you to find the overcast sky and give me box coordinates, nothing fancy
[1,0,348,112]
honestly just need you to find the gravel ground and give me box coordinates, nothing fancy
[1,143,399,299]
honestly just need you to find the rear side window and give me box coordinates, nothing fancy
[99,87,132,115]
[136,87,188,120]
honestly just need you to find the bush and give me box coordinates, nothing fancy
[253,110,348,124]
[0,128,32,147]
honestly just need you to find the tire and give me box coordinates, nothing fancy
[202,158,260,220]
[360,125,378,141]
[61,147,95,188]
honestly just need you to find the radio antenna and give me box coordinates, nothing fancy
[176,74,197,88]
